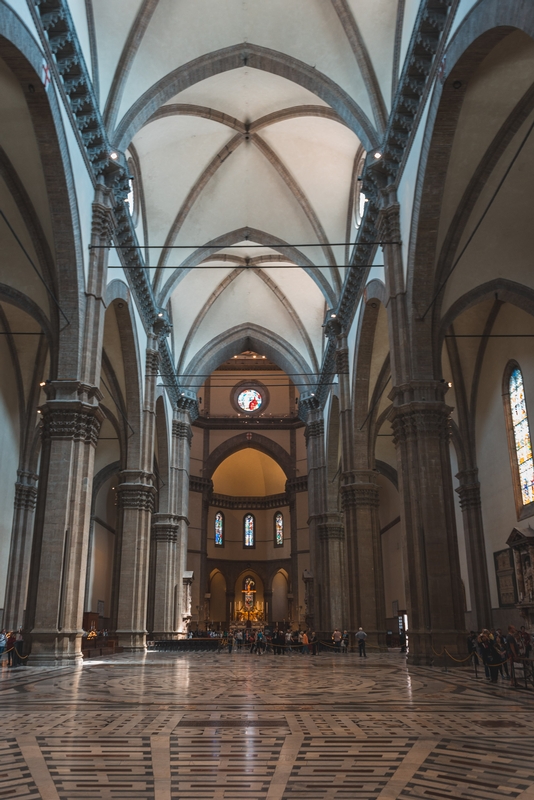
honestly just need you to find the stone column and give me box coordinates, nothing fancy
[304,403,326,633]
[170,403,194,629]
[389,386,467,664]
[3,470,38,630]
[317,514,346,632]
[24,187,113,663]
[341,474,386,650]
[115,338,159,650]
[151,513,180,639]
[25,384,104,663]
[455,468,492,629]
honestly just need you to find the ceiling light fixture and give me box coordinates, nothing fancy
[374,152,382,160]
[110,151,118,160]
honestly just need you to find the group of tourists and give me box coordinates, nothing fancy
[468,625,532,684]
[222,626,370,655]
[0,629,24,666]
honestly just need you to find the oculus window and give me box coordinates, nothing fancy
[237,388,262,413]
[214,512,224,547]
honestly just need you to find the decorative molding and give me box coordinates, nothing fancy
[14,482,38,511]
[286,476,308,494]
[40,403,104,446]
[305,419,324,442]
[190,476,212,494]
[390,403,451,445]
[172,419,193,445]
[211,493,289,510]
[318,522,345,540]
[341,482,380,510]
[118,483,156,512]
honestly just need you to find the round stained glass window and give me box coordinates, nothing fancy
[237,388,262,413]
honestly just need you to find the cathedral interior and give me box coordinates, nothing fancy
[1,0,534,797]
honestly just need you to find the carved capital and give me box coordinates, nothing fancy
[14,482,38,511]
[335,346,350,376]
[305,418,324,443]
[172,419,193,445]
[145,348,160,376]
[318,522,345,540]
[152,522,179,543]
[40,402,104,446]
[91,201,114,244]
[455,480,481,511]
[341,482,380,510]
[376,202,401,242]
[118,482,156,512]
[390,402,451,446]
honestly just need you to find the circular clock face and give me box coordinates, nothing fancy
[237,388,263,412]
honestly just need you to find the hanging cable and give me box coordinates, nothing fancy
[420,114,534,321]
[0,208,70,330]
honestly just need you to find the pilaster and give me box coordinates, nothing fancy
[151,513,180,639]
[455,468,493,629]
[3,470,39,631]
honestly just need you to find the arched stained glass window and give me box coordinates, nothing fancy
[509,367,534,506]
[244,514,255,547]
[274,512,284,547]
[214,512,224,547]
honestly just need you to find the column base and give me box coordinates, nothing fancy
[406,630,469,667]
[116,631,147,651]
[27,631,84,665]
[150,631,179,641]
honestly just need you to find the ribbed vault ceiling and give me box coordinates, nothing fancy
[88,0,404,381]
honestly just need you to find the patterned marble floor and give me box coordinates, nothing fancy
[0,650,533,799]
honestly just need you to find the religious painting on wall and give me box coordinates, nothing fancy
[494,548,518,607]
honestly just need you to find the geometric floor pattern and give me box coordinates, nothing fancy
[0,651,534,799]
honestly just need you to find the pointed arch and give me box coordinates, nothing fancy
[113,43,378,151]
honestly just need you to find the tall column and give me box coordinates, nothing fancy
[25,187,112,663]
[390,389,467,663]
[150,513,180,639]
[116,337,158,650]
[4,470,38,630]
[376,196,467,664]
[170,400,194,629]
[455,468,492,629]
[304,402,327,634]
[25,385,104,663]
[337,336,386,649]
[342,475,386,650]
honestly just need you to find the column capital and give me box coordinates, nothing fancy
[341,481,379,510]
[172,418,193,446]
[455,470,482,510]
[318,522,345,541]
[376,201,401,242]
[40,400,105,446]
[389,401,452,446]
[335,346,350,376]
[118,471,156,511]
[91,197,115,244]
[14,480,38,511]
[151,515,180,543]
[305,417,324,444]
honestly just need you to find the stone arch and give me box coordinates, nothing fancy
[157,226,337,308]
[0,3,84,376]
[405,3,534,374]
[102,298,144,469]
[205,433,293,481]
[113,43,378,152]
[181,323,314,393]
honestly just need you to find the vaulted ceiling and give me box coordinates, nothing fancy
[86,0,406,382]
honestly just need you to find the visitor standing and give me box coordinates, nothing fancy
[227,630,234,654]
[355,627,367,658]
[302,631,309,655]
[332,628,342,652]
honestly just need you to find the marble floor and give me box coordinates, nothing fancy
[0,650,533,799]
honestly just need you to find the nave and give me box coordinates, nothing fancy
[0,652,533,799]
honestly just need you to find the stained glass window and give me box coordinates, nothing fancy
[244,514,255,547]
[275,512,283,547]
[215,512,224,547]
[237,388,262,412]
[509,367,534,506]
